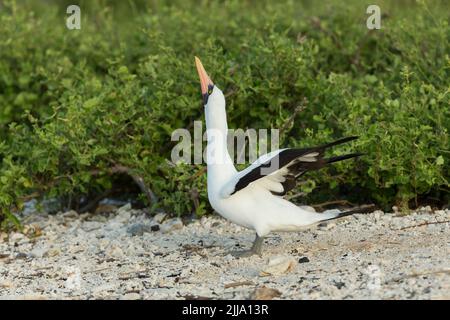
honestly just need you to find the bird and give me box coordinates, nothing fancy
[194,56,364,257]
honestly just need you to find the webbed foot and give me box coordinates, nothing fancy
[228,234,264,258]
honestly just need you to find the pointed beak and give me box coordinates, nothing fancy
[195,56,214,101]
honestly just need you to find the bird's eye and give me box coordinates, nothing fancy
[207,84,214,95]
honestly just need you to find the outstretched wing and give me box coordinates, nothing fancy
[222,136,362,198]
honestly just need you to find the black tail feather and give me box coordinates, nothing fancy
[322,204,377,222]
[325,152,365,164]
[321,136,359,149]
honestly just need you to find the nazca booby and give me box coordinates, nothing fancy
[195,57,363,257]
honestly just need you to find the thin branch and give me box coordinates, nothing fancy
[189,167,207,181]
[397,220,450,231]
[224,281,255,289]
[386,269,450,284]
[279,98,308,138]
[78,189,113,213]
[285,192,307,201]
[311,200,356,211]
[91,165,158,206]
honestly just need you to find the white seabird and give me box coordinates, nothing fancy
[195,57,364,257]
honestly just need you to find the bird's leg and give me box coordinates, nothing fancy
[230,234,264,258]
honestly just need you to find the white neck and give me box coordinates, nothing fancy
[204,87,237,194]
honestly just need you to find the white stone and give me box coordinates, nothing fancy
[260,256,297,276]
[121,292,141,300]
[153,213,168,224]
[160,218,183,233]
[105,244,124,258]
[30,247,48,258]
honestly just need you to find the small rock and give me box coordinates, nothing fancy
[260,256,296,276]
[98,239,110,250]
[0,280,13,288]
[153,213,168,224]
[88,214,108,223]
[62,210,79,218]
[65,266,82,290]
[22,199,38,216]
[15,294,48,300]
[419,206,432,214]
[121,292,141,300]
[95,204,118,215]
[15,252,29,260]
[106,244,124,259]
[333,281,346,289]
[45,248,60,257]
[160,218,183,233]
[117,203,132,212]
[9,232,26,243]
[150,225,160,232]
[251,286,282,300]
[372,210,384,222]
[22,224,42,238]
[115,204,132,223]
[30,247,48,258]
[105,221,123,232]
[318,221,336,230]
[127,223,152,236]
[92,283,116,295]
[82,221,102,232]
[298,256,310,264]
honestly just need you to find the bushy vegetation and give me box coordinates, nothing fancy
[1,0,449,228]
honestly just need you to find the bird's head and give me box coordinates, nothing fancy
[195,57,225,109]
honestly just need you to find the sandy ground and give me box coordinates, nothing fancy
[0,204,449,300]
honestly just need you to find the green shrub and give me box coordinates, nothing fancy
[1,0,449,228]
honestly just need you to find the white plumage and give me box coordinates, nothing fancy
[195,57,362,256]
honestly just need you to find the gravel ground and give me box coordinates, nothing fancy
[0,204,449,300]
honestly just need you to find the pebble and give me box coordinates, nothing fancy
[120,292,141,300]
[9,232,26,243]
[105,244,124,259]
[160,218,183,233]
[15,252,29,259]
[46,248,60,257]
[95,204,118,215]
[115,204,132,223]
[30,247,48,258]
[153,213,168,224]
[260,256,296,276]
[82,221,103,232]
[372,210,384,222]
[62,210,79,219]
[298,256,310,264]
[65,267,82,290]
[92,283,116,295]
[0,280,13,288]
[318,221,336,230]
[127,223,153,236]
[251,286,282,300]
[2,205,448,300]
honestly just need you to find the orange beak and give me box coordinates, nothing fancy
[195,56,214,103]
